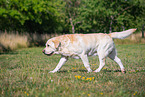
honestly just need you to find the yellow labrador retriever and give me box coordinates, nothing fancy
[43,29,136,73]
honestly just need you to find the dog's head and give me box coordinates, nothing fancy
[42,38,61,56]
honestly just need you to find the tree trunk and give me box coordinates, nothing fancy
[69,18,75,33]
[109,19,112,33]
[109,16,113,33]
[122,25,125,31]
[142,24,144,38]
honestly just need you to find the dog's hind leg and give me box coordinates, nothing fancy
[108,49,125,73]
[93,54,106,73]
[49,57,68,73]
[79,53,92,73]
[93,48,108,72]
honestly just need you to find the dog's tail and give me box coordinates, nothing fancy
[109,29,137,39]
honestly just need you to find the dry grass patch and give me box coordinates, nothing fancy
[0,32,61,53]
[0,33,28,52]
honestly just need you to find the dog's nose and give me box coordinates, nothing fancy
[42,49,45,53]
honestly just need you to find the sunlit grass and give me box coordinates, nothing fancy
[0,44,145,96]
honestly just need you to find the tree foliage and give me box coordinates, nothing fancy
[0,0,144,33]
[0,0,59,33]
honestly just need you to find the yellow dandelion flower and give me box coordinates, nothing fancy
[86,78,89,80]
[133,91,137,95]
[24,91,26,94]
[82,77,85,80]
[86,78,92,81]
[88,94,90,96]
[73,67,76,69]
[78,76,81,79]
[27,93,29,96]
[89,78,92,81]
[100,93,103,95]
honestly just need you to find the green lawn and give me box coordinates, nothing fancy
[0,44,145,97]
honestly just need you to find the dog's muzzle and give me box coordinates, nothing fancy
[42,50,54,56]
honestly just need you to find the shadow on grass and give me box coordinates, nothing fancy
[42,69,145,74]
[0,43,19,55]
[58,69,125,73]
[58,69,88,73]
[102,69,122,73]
[0,50,18,55]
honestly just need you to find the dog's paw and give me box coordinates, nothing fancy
[93,71,99,73]
[87,70,92,73]
[93,69,100,73]
[121,69,126,74]
[87,71,92,73]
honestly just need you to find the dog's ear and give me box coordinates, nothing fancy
[52,40,61,49]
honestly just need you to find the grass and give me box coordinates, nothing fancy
[0,44,145,97]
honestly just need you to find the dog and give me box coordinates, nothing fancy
[43,29,136,73]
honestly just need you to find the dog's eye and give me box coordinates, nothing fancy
[47,44,50,47]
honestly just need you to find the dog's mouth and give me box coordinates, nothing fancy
[43,51,54,56]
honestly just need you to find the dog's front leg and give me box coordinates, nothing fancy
[79,54,92,73]
[49,57,68,73]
